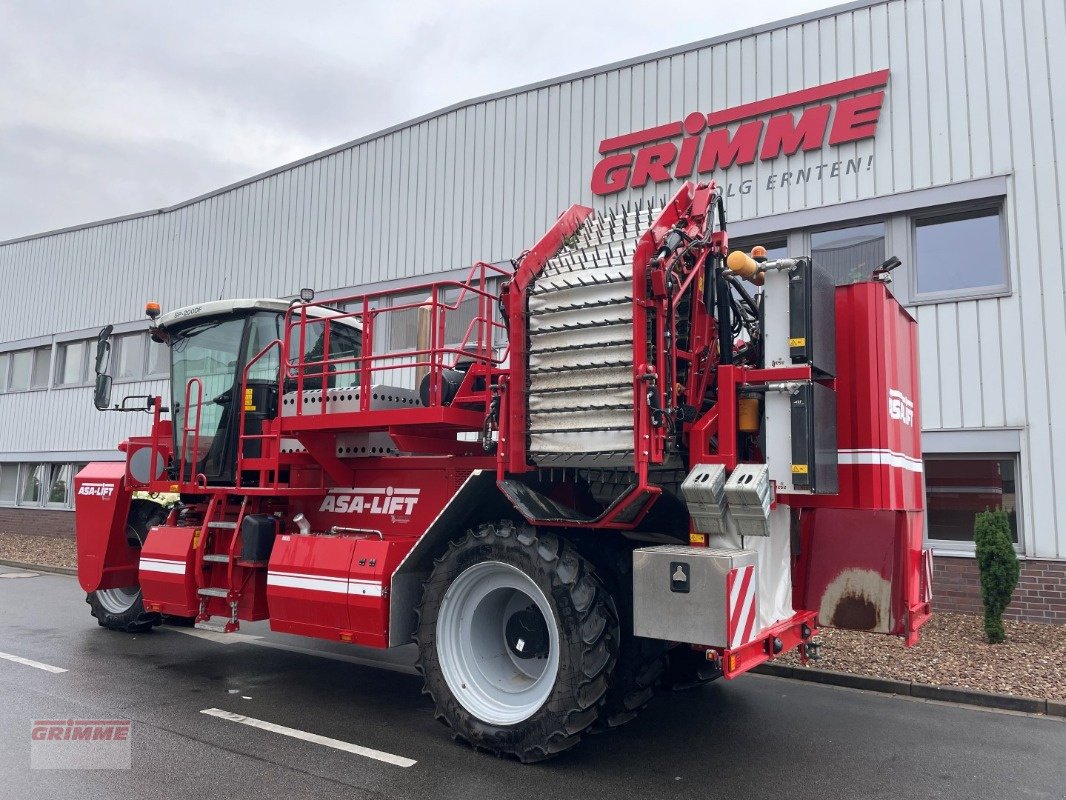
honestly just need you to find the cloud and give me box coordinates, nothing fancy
[0,0,830,241]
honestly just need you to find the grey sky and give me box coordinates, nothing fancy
[0,0,832,242]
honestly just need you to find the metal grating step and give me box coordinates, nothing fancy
[197,587,229,598]
[203,554,230,564]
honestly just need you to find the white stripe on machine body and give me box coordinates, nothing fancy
[139,558,187,575]
[267,571,383,597]
[837,448,923,473]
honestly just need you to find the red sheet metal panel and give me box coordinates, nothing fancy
[267,534,358,639]
[74,462,134,593]
[788,282,929,643]
[795,508,926,639]
[139,526,198,617]
[834,281,924,510]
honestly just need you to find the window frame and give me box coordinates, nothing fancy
[0,462,20,507]
[17,462,47,507]
[144,334,170,379]
[45,463,72,508]
[1,345,52,393]
[0,462,81,510]
[111,331,148,384]
[923,451,1023,557]
[908,201,1010,305]
[1,345,50,394]
[808,217,888,287]
[54,338,93,388]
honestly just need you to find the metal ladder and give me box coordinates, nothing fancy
[193,494,252,633]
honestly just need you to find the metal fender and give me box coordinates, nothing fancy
[387,469,512,646]
[74,462,135,593]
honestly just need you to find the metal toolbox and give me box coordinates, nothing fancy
[632,545,759,647]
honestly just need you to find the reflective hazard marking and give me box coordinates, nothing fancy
[200,708,417,767]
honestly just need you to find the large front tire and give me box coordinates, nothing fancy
[415,521,617,762]
[86,499,166,633]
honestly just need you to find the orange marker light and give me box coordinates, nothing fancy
[750,245,767,260]
[145,301,161,320]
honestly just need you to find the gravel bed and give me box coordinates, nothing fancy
[780,612,1066,700]
[0,531,77,570]
[3,531,1063,701]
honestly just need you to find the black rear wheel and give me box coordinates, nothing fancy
[415,521,617,762]
[86,499,167,633]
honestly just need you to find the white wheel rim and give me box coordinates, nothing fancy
[436,560,560,725]
[96,587,141,614]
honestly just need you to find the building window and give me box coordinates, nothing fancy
[56,339,91,386]
[925,455,1019,544]
[732,238,788,262]
[0,463,18,505]
[4,346,51,392]
[811,222,886,286]
[385,291,425,354]
[145,337,169,378]
[19,463,46,505]
[46,464,71,507]
[113,333,145,380]
[0,462,81,509]
[913,207,1006,299]
[441,286,488,349]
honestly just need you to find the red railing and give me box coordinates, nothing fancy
[179,377,205,486]
[236,339,283,487]
[283,260,510,415]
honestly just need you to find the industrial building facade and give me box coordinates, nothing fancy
[1,0,1063,622]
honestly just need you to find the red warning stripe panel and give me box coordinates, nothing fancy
[726,565,758,649]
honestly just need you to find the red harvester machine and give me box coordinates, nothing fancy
[76,182,931,761]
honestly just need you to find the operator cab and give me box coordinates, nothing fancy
[95,298,361,486]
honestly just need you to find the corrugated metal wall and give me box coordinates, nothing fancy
[1,0,1063,557]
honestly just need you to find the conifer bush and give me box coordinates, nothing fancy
[973,509,1019,644]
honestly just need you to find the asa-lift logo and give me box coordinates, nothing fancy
[77,482,115,498]
[590,70,889,196]
[319,486,420,515]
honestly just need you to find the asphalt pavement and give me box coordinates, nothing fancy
[1,566,1063,800]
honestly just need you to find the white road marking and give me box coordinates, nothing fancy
[200,708,416,767]
[0,572,39,578]
[0,651,67,673]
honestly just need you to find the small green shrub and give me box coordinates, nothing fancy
[973,509,1020,644]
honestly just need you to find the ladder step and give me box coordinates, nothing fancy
[197,587,229,598]
[194,621,228,633]
[203,554,230,563]
[207,521,237,529]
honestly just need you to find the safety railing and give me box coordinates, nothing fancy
[283,260,510,418]
[179,377,206,487]
[236,339,283,486]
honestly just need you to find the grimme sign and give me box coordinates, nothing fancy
[590,70,888,196]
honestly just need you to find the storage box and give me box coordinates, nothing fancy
[633,545,759,647]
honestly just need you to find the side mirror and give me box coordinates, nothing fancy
[94,325,113,376]
[93,373,113,411]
